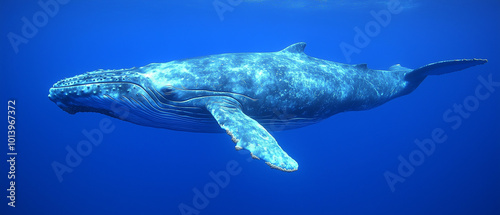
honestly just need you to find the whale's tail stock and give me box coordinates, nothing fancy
[404,58,488,82]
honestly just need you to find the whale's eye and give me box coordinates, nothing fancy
[160,85,173,96]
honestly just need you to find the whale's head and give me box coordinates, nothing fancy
[48,68,164,121]
[48,67,219,132]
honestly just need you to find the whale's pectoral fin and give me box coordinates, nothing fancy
[206,98,298,172]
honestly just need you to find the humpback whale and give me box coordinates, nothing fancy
[48,42,487,172]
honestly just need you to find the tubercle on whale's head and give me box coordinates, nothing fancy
[47,67,158,118]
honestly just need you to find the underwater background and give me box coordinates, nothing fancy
[1,0,499,214]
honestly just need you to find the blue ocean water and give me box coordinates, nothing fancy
[1,0,499,214]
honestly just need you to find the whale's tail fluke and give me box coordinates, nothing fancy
[405,59,488,82]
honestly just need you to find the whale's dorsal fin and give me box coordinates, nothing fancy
[281,42,307,54]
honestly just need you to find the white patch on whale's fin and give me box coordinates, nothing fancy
[280,42,307,54]
[405,59,488,81]
[206,97,298,172]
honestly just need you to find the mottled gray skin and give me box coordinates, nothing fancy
[48,42,487,172]
[50,43,409,131]
[161,43,409,131]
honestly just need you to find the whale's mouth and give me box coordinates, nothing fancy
[48,68,152,115]
[49,83,128,114]
[49,82,144,115]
